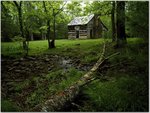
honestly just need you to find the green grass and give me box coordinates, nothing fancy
[81,76,148,112]
[25,68,84,108]
[77,38,148,112]
[1,38,148,111]
[1,39,104,58]
[1,99,20,112]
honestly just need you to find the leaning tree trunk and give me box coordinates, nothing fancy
[31,43,119,112]
[111,1,116,42]
[116,1,126,47]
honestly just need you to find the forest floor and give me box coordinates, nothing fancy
[1,38,149,112]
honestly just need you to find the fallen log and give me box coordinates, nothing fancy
[31,43,119,112]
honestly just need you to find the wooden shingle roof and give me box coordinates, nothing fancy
[68,14,94,26]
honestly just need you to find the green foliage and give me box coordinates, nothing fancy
[84,1,112,16]
[25,68,83,107]
[78,38,148,112]
[1,1,20,41]
[82,75,148,111]
[14,79,31,92]
[58,68,84,89]
[100,16,112,38]
[1,99,20,112]
[12,36,25,42]
[66,1,83,18]
[126,1,149,39]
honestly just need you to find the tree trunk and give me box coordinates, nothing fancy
[43,1,51,49]
[50,14,56,48]
[18,4,25,46]
[44,34,46,40]
[111,1,116,42]
[116,1,126,47]
[47,20,51,49]
[30,32,33,41]
[41,32,44,40]
[14,1,27,50]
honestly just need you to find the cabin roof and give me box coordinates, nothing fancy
[68,14,94,26]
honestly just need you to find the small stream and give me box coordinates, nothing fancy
[59,57,94,72]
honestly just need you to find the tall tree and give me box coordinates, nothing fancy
[116,1,126,47]
[111,1,116,42]
[14,1,27,50]
[49,1,67,48]
[1,2,20,41]
[43,1,67,48]
[43,1,51,49]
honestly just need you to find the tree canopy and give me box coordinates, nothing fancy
[1,1,149,43]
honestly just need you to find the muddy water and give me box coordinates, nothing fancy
[59,58,93,72]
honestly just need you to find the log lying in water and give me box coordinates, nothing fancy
[31,43,119,112]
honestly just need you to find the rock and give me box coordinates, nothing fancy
[75,59,80,64]
[45,55,49,58]
[8,67,15,71]
[34,61,38,64]
[26,57,36,60]
[25,68,30,71]
[29,63,33,66]
[48,67,52,71]
[36,66,41,69]
[20,58,24,61]
[45,58,50,62]
[15,70,21,73]
[13,62,20,66]
[54,55,58,58]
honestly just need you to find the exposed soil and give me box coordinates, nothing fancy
[1,54,94,111]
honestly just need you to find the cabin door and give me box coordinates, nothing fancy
[76,30,79,38]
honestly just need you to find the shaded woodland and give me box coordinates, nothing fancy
[1,1,149,112]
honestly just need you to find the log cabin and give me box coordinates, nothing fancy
[68,14,108,39]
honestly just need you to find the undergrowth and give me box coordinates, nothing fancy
[78,38,148,112]
[1,38,148,112]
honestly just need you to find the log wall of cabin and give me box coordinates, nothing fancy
[94,17,103,38]
[79,25,87,39]
[87,15,103,39]
[87,18,94,38]
[68,26,76,39]
[68,16,104,39]
[68,25,88,39]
